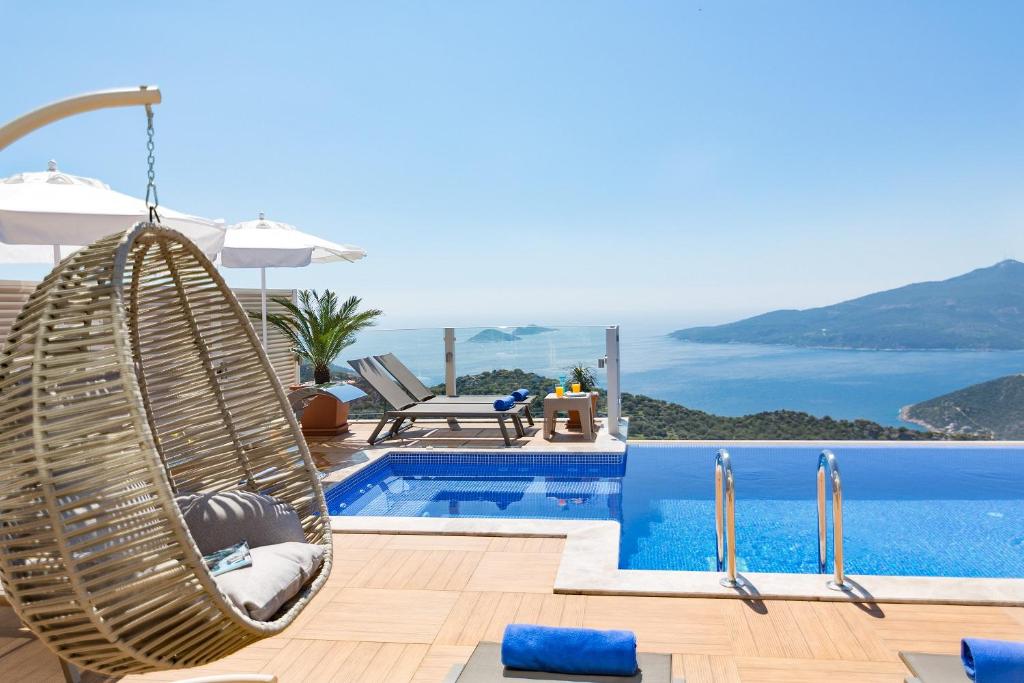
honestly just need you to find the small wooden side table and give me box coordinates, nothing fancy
[543,392,596,441]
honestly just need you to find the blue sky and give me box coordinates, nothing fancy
[2,2,1022,328]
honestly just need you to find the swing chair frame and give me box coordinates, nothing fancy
[0,87,328,683]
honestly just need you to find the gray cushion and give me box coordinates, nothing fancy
[176,490,306,555]
[214,541,325,621]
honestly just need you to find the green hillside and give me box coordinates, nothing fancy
[902,374,1024,439]
[671,260,1024,350]
[336,368,953,440]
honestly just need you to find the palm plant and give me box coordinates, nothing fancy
[566,362,597,392]
[252,290,382,384]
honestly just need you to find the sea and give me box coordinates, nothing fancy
[342,323,1024,429]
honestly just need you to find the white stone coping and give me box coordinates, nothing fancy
[328,516,1024,606]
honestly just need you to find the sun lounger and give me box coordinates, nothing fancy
[898,652,970,683]
[348,358,529,446]
[374,352,534,424]
[445,642,677,683]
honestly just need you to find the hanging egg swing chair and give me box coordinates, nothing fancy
[0,88,332,680]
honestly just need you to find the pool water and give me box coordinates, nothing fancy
[324,444,1024,578]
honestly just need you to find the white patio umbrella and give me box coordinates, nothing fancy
[0,161,225,263]
[0,243,79,264]
[221,212,366,346]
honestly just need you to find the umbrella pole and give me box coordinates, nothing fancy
[52,245,60,266]
[260,267,268,348]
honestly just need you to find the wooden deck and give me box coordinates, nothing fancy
[3,532,1023,682]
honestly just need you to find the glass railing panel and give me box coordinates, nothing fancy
[305,324,611,419]
[449,325,608,415]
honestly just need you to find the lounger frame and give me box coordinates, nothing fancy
[349,357,530,446]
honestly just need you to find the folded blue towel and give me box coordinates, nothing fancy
[511,388,530,402]
[962,638,1024,682]
[493,395,516,411]
[501,624,638,676]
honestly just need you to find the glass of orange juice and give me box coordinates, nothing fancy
[555,385,565,397]
[571,383,581,393]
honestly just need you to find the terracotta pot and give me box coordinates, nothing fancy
[289,383,352,437]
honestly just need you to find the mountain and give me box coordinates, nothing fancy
[902,374,1024,439]
[468,329,520,343]
[671,260,1024,350]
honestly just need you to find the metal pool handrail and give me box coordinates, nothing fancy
[715,449,744,588]
[817,449,851,591]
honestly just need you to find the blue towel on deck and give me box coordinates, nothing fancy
[501,624,638,676]
[493,395,516,411]
[511,388,530,402]
[962,638,1024,682]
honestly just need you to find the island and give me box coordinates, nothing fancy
[902,374,1024,439]
[467,328,521,343]
[671,260,1024,350]
[512,324,556,336]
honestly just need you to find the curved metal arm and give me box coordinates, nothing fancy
[0,85,161,151]
[817,449,850,591]
[715,449,744,588]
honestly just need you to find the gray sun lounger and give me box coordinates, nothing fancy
[349,358,529,447]
[446,642,677,683]
[898,652,970,683]
[374,352,534,424]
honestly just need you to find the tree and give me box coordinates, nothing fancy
[253,290,382,384]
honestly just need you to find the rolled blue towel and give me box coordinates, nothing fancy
[501,624,638,676]
[511,388,530,402]
[962,638,1024,682]
[493,395,516,411]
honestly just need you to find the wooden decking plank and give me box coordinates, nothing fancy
[382,643,430,683]
[483,592,525,641]
[321,640,382,683]
[513,593,545,624]
[537,593,567,626]
[444,551,486,591]
[277,639,351,683]
[365,549,416,588]
[359,642,409,683]
[347,548,398,587]
[410,644,475,682]
[299,588,459,643]
[583,596,730,655]
[454,592,503,645]
[833,602,899,662]
[733,655,906,682]
[560,594,586,627]
[464,552,560,593]
[424,550,469,590]
[386,535,492,552]
[433,592,483,645]
[386,550,434,589]
[403,549,450,589]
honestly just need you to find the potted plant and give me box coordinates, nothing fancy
[254,289,382,435]
[564,362,599,429]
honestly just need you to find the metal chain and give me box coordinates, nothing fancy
[144,104,161,223]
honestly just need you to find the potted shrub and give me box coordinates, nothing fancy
[564,362,599,429]
[254,289,382,435]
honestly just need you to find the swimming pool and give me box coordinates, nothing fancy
[325,443,1024,579]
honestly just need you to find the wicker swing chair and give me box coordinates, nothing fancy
[0,223,333,677]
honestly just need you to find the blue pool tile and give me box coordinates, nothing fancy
[324,445,1024,579]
